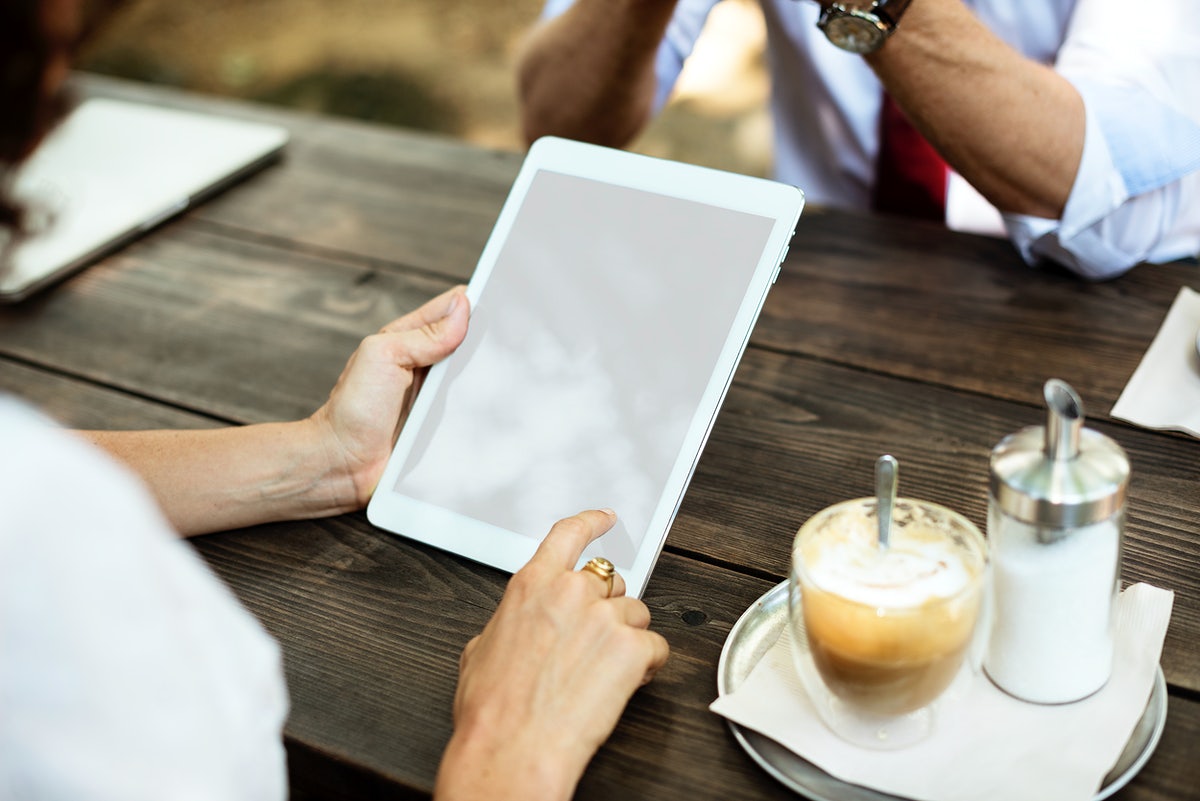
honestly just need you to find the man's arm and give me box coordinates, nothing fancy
[867,0,1085,219]
[517,0,680,147]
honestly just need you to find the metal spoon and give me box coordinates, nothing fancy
[875,454,898,549]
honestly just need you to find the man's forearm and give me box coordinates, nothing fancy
[83,421,356,537]
[868,0,1085,218]
[517,0,680,147]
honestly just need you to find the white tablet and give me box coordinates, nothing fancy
[367,136,803,597]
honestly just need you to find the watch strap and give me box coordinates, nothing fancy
[870,0,915,30]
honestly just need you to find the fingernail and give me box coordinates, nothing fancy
[445,293,459,315]
[600,507,616,517]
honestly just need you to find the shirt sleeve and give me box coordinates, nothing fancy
[538,0,722,111]
[1004,0,1200,279]
[0,399,289,801]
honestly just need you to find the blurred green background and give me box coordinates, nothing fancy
[78,0,771,176]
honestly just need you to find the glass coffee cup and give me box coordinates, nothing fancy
[788,497,988,749]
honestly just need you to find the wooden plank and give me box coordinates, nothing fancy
[759,207,1196,415]
[0,224,458,424]
[0,358,219,430]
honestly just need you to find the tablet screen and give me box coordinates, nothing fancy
[389,169,776,570]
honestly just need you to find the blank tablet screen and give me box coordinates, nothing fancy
[389,169,776,570]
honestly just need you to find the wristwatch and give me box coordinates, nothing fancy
[816,0,914,54]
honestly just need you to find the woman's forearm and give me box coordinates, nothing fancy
[83,421,356,537]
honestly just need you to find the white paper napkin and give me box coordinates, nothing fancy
[710,583,1173,801]
[1111,287,1200,437]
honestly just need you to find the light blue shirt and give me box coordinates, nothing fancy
[541,0,1200,279]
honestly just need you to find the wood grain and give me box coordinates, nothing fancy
[0,223,458,423]
[760,207,1196,414]
[0,359,220,430]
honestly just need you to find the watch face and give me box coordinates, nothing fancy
[823,12,888,54]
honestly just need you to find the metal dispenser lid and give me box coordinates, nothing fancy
[989,379,1130,528]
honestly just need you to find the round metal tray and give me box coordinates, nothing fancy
[717,581,1167,801]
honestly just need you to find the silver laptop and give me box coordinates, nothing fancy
[0,97,289,302]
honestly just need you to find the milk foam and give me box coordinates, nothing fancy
[804,537,973,609]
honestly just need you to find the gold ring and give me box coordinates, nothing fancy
[581,556,617,598]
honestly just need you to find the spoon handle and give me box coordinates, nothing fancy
[875,454,898,549]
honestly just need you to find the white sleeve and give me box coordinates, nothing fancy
[1004,0,1200,279]
[0,399,289,801]
[538,0,723,111]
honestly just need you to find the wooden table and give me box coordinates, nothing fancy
[4,75,1198,801]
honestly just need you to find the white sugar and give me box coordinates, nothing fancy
[984,508,1120,703]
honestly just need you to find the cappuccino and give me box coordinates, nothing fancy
[793,499,986,716]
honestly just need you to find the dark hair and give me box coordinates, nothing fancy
[0,0,71,233]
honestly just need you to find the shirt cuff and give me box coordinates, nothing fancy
[1003,103,1131,279]
[1005,79,1200,279]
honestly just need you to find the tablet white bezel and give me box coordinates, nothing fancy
[367,136,803,596]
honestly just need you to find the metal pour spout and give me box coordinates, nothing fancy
[1043,379,1084,462]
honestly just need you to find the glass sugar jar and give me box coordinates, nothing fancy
[984,379,1129,704]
